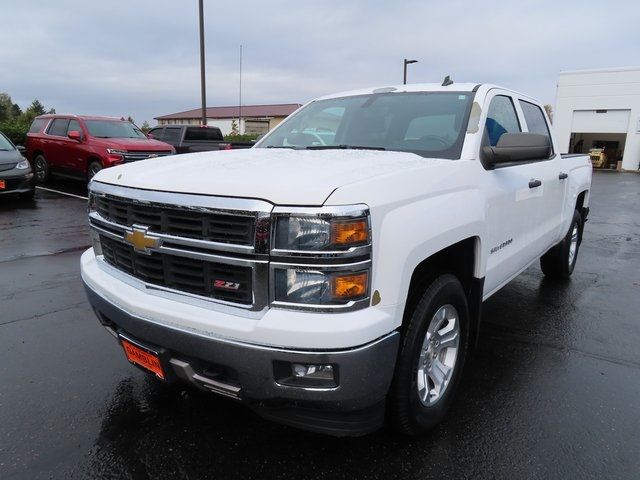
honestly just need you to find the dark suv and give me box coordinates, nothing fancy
[26,115,175,183]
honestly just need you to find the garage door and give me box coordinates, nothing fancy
[571,109,630,133]
[244,120,269,135]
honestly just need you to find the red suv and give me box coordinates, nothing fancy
[26,115,175,183]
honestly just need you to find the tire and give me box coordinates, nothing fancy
[388,274,469,436]
[33,154,50,183]
[540,209,583,279]
[87,160,102,182]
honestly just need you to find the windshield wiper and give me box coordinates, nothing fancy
[265,145,301,149]
[306,144,386,151]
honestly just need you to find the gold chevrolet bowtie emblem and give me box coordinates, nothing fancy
[124,226,161,254]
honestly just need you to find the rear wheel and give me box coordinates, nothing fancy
[34,154,49,183]
[388,274,469,435]
[87,160,102,182]
[540,209,583,279]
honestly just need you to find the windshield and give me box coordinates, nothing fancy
[257,92,474,159]
[0,132,15,151]
[85,120,146,139]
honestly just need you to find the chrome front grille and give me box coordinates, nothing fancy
[95,195,254,245]
[100,235,253,304]
[0,163,17,172]
[123,151,173,162]
[89,181,271,312]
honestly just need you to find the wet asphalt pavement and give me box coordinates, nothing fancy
[1,172,639,480]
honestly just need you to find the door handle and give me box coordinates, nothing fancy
[528,179,542,189]
[559,172,568,180]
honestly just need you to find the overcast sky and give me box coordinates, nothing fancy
[2,0,639,125]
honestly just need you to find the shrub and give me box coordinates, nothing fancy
[0,121,29,145]
[224,133,260,142]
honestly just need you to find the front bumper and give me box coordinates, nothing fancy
[84,281,399,436]
[0,171,35,195]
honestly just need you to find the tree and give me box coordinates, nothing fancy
[127,116,135,124]
[22,99,48,124]
[230,119,239,136]
[0,93,15,122]
[543,104,553,124]
[140,120,151,133]
[12,103,22,118]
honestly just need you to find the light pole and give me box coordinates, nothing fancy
[198,0,207,126]
[403,59,418,85]
[238,45,243,135]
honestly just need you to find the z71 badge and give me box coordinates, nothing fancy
[213,280,241,291]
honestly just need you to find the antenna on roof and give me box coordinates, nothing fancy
[441,75,454,87]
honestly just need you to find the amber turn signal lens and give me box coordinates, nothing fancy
[332,272,368,299]
[330,219,369,245]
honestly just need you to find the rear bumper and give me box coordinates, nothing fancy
[84,283,399,436]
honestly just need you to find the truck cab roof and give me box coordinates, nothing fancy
[317,83,539,104]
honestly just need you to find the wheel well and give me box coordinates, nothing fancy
[575,190,588,242]
[87,156,102,173]
[576,190,587,213]
[402,237,482,341]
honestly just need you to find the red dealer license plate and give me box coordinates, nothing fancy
[121,338,165,380]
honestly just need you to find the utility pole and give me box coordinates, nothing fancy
[403,58,418,85]
[239,45,243,135]
[198,0,207,126]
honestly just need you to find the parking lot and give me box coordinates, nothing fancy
[1,171,639,480]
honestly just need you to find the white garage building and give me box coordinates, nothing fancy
[554,67,640,171]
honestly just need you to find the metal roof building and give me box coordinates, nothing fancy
[554,67,640,171]
[154,103,302,136]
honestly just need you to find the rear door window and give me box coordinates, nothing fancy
[485,95,521,146]
[162,127,182,144]
[29,118,48,133]
[184,127,223,141]
[519,101,552,137]
[47,119,70,137]
[148,128,164,140]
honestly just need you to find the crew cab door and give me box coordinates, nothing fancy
[44,118,70,170]
[481,92,551,297]
[516,99,567,250]
[60,119,86,173]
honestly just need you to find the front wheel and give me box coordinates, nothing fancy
[540,209,583,279]
[388,274,469,436]
[87,160,102,182]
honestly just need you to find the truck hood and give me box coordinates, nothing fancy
[90,137,173,151]
[93,148,445,205]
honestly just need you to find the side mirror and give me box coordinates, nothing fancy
[16,145,26,154]
[146,133,155,139]
[68,130,82,142]
[483,133,551,166]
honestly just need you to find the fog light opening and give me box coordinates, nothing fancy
[274,361,338,388]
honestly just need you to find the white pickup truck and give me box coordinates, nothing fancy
[81,82,592,436]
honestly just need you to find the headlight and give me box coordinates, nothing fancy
[16,159,30,170]
[274,269,369,305]
[88,192,97,213]
[271,205,372,310]
[106,148,127,155]
[274,209,370,252]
